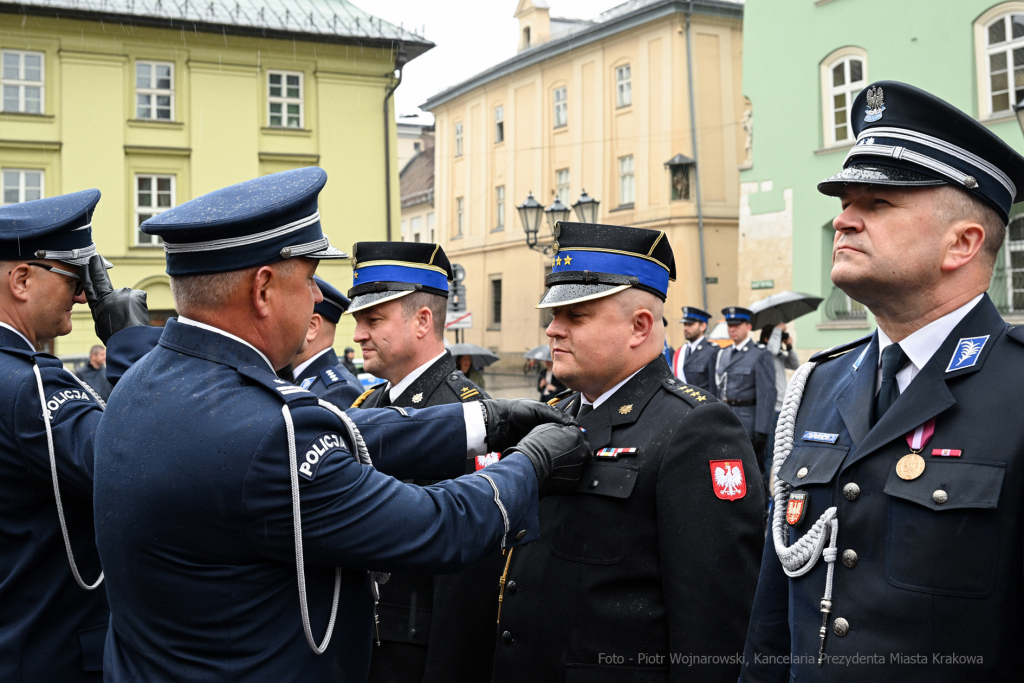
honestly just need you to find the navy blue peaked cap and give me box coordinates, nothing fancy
[141,167,347,275]
[348,242,453,314]
[681,306,711,323]
[722,306,753,323]
[0,189,111,268]
[313,276,349,324]
[537,222,676,309]
[818,81,1024,223]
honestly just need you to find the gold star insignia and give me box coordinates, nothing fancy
[555,256,563,266]
[563,255,572,265]
[695,395,707,402]
[353,271,358,279]
[618,404,633,415]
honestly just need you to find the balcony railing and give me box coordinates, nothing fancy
[823,285,867,321]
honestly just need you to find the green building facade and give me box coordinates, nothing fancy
[739,0,1024,356]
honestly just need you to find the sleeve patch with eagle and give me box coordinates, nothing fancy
[709,460,746,500]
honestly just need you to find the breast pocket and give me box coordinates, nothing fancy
[543,460,639,565]
[884,459,1006,597]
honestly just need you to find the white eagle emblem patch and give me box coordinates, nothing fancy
[710,460,746,501]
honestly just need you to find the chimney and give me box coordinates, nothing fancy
[515,0,551,52]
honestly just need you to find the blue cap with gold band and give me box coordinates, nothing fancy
[681,306,711,324]
[722,306,753,323]
[536,222,676,309]
[313,276,350,325]
[140,167,347,276]
[347,242,453,315]
[0,189,112,268]
[818,81,1024,223]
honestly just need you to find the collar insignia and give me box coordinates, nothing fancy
[618,404,633,415]
[945,335,989,372]
[864,86,885,122]
[411,392,423,404]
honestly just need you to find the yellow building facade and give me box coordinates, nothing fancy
[424,0,746,361]
[0,0,429,358]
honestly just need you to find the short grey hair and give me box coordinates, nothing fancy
[932,185,1006,267]
[400,291,447,340]
[170,259,300,316]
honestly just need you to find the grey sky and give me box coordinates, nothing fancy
[369,0,625,121]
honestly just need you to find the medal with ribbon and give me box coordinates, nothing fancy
[895,418,935,481]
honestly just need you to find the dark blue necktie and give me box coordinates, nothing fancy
[874,343,908,424]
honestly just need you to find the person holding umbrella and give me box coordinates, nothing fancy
[759,322,800,496]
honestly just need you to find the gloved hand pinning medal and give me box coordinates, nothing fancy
[501,423,590,497]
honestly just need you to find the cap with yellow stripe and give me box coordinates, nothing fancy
[347,242,453,314]
[536,222,676,309]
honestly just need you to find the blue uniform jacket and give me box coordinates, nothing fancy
[715,340,776,438]
[741,295,1024,682]
[0,326,107,682]
[672,338,721,392]
[293,347,364,407]
[93,319,539,682]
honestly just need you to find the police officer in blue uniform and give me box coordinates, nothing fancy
[741,82,1024,682]
[670,305,721,391]
[715,306,777,465]
[285,275,363,406]
[92,168,588,683]
[0,190,149,682]
[342,241,499,683]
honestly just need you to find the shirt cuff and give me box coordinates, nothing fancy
[462,402,487,457]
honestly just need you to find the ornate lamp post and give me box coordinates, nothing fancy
[571,189,600,224]
[517,192,545,253]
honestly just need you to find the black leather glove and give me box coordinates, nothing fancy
[81,254,150,344]
[502,423,589,496]
[752,432,769,457]
[482,398,577,453]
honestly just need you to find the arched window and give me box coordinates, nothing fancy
[820,47,867,148]
[974,3,1024,119]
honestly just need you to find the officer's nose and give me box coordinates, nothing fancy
[73,290,88,305]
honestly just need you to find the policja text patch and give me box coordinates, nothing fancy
[298,432,349,481]
[45,388,93,416]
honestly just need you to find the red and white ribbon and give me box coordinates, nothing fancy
[905,418,936,451]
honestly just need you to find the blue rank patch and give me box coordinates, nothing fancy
[300,377,316,390]
[298,432,348,481]
[945,335,989,372]
[45,388,94,416]
[802,431,839,444]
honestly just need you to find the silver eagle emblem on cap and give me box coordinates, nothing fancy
[864,86,885,123]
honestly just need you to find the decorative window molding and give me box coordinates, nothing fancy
[615,64,632,108]
[1,50,45,114]
[974,3,1024,120]
[267,70,303,128]
[820,46,867,148]
[1,168,43,204]
[556,169,570,205]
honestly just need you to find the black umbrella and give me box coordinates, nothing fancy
[447,342,500,368]
[748,291,824,329]
[523,345,552,362]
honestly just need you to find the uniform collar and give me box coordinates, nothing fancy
[687,335,706,351]
[388,349,448,403]
[0,321,34,351]
[161,318,276,373]
[581,366,645,408]
[876,294,983,373]
[573,356,673,451]
[292,347,333,381]
[732,336,751,352]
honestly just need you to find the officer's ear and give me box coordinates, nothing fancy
[306,313,322,343]
[251,265,275,318]
[414,306,433,340]
[3,262,32,303]
[629,307,656,350]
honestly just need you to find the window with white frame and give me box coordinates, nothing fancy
[553,86,567,128]
[135,174,174,245]
[819,49,867,147]
[1,50,44,114]
[1,169,43,204]
[616,65,632,108]
[456,197,464,236]
[268,71,303,128]
[136,61,174,120]
[411,215,422,242]
[455,122,464,157]
[986,12,1024,115]
[556,169,570,205]
[618,155,635,205]
[428,212,435,242]
[495,106,504,143]
[1003,217,1024,311]
[496,185,505,229]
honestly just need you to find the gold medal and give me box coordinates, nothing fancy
[896,453,926,481]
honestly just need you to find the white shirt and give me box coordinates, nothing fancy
[580,367,645,410]
[0,321,34,351]
[177,316,275,371]
[875,294,984,394]
[385,350,447,404]
[291,347,332,380]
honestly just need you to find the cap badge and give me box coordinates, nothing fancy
[864,85,885,122]
[551,241,560,255]
[411,392,423,404]
[618,404,633,415]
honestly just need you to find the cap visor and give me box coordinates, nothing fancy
[346,289,414,315]
[536,283,632,309]
[818,163,946,196]
[308,244,348,260]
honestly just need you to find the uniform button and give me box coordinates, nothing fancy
[502,630,513,646]
[506,581,518,595]
[843,483,860,501]
[449,374,459,381]
[797,467,809,479]
[667,379,675,385]
[515,529,527,540]
[833,618,849,637]
[932,489,948,504]
[842,549,858,568]
[589,479,599,488]
[409,628,417,638]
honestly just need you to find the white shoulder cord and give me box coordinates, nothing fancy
[32,363,104,590]
[769,361,840,665]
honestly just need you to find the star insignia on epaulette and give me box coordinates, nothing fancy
[695,395,707,402]
[411,392,423,404]
[618,404,633,415]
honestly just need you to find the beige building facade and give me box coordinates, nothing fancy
[424,0,746,360]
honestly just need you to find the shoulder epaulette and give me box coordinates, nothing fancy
[350,384,381,408]
[237,365,318,406]
[445,371,484,402]
[1008,325,1024,346]
[0,345,62,368]
[547,388,576,407]
[808,333,873,364]
[319,366,349,387]
[662,378,717,407]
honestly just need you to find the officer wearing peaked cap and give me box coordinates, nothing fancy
[284,275,363,406]
[671,305,721,391]
[92,167,587,682]
[0,189,150,682]
[741,82,1024,682]
[343,241,496,683]
[492,222,764,682]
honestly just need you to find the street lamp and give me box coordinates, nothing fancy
[544,197,571,231]
[517,192,544,250]
[571,189,600,224]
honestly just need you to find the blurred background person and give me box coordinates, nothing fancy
[759,323,800,500]
[537,358,565,402]
[75,343,113,401]
[341,346,358,375]
[456,353,486,390]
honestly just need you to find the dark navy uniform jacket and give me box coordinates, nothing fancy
[715,339,776,438]
[93,320,539,683]
[0,325,108,682]
[671,337,720,392]
[741,295,1024,682]
[493,357,765,683]
[293,347,363,407]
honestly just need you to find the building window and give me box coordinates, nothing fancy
[986,12,1024,114]
[553,86,567,128]
[413,141,422,153]
[523,27,531,49]
[997,215,1024,312]
[428,212,435,242]
[616,64,632,108]
[495,185,506,230]
[618,155,635,206]
[136,61,174,120]
[135,174,174,245]
[819,48,867,147]
[456,197,464,236]
[495,105,504,143]
[455,122,464,157]
[411,215,422,242]
[1,169,43,204]
[556,169,570,205]
[1,50,44,114]
[268,71,303,128]
[490,276,503,329]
